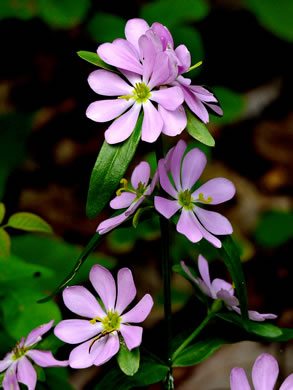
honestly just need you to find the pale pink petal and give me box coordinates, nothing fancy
[124,196,145,217]
[175,45,191,74]
[94,332,120,366]
[252,353,279,390]
[2,363,19,390]
[180,261,199,285]
[105,103,141,144]
[26,350,68,367]
[54,320,103,344]
[158,159,178,199]
[164,50,180,84]
[88,69,132,96]
[90,265,116,312]
[212,278,233,294]
[170,139,187,192]
[115,268,136,314]
[110,192,136,209]
[148,171,159,194]
[181,148,207,190]
[63,285,106,318]
[217,290,239,307]
[151,22,173,50]
[280,374,293,390]
[0,353,13,372]
[248,311,277,322]
[176,75,191,86]
[17,356,36,390]
[176,209,203,243]
[97,41,142,74]
[25,320,54,347]
[190,86,218,103]
[141,100,163,143]
[86,99,133,122]
[159,105,187,137]
[97,212,128,235]
[120,324,143,350]
[192,178,236,205]
[154,196,181,219]
[139,34,157,84]
[69,337,106,369]
[148,52,170,90]
[198,255,212,290]
[230,367,251,390]
[191,212,222,248]
[193,206,233,235]
[118,68,141,86]
[150,86,183,111]
[121,294,153,323]
[183,86,209,123]
[125,18,149,53]
[205,102,223,116]
[131,161,150,189]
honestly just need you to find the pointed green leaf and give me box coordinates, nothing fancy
[77,51,118,72]
[117,345,140,376]
[7,212,52,233]
[0,202,5,224]
[185,106,215,147]
[0,227,10,259]
[86,113,143,218]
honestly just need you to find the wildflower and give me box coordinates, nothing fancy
[97,161,157,234]
[181,255,277,322]
[0,320,68,390]
[54,265,153,369]
[230,353,293,389]
[154,139,235,248]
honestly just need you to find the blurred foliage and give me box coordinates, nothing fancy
[210,87,246,124]
[87,12,126,42]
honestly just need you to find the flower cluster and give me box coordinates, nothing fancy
[87,18,222,144]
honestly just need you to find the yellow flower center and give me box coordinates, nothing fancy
[118,82,151,104]
[89,311,122,352]
[116,178,147,200]
[178,191,213,210]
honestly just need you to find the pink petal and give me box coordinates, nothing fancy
[148,171,159,194]
[139,34,157,84]
[120,324,142,350]
[124,196,145,217]
[97,41,142,74]
[115,268,136,314]
[230,367,251,390]
[252,353,279,390]
[69,337,107,369]
[0,354,13,372]
[63,285,106,318]
[181,148,207,190]
[121,294,153,323]
[159,105,187,137]
[150,86,183,111]
[217,290,239,307]
[2,363,19,390]
[154,196,181,219]
[90,265,116,312]
[212,278,233,294]
[97,212,128,235]
[148,52,170,90]
[17,356,36,390]
[94,332,120,366]
[189,86,218,103]
[170,139,187,192]
[25,320,54,347]
[86,99,133,122]
[192,178,235,205]
[248,311,277,322]
[198,255,212,290]
[118,68,141,86]
[141,100,163,143]
[158,159,178,199]
[105,103,141,144]
[54,319,103,344]
[175,45,191,74]
[151,22,174,50]
[183,86,209,123]
[131,161,150,189]
[88,69,132,96]
[193,206,233,235]
[164,50,180,84]
[280,374,293,390]
[180,261,199,285]
[110,192,136,209]
[206,102,223,116]
[176,209,203,243]
[191,212,222,248]
[26,350,68,367]
[125,18,150,53]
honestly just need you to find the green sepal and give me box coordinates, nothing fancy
[86,113,143,219]
[0,227,10,259]
[185,106,215,147]
[132,206,154,228]
[77,51,118,73]
[7,212,52,233]
[117,344,140,376]
[0,202,5,224]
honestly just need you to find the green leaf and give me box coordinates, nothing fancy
[185,106,215,147]
[34,365,46,382]
[245,0,293,42]
[7,212,52,233]
[38,0,90,28]
[86,113,143,218]
[0,202,5,224]
[87,12,126,42]
[173,337,227,367]
[140,0,209,27]
[117,345,140,376]
[45,368,75,390]
[77,51,118,72]
[0,227,11,259]
[254,210,293,248]
[211,87,245,124]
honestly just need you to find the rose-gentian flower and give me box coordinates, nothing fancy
[230,353,293,390]
[97,161,157,234]
[54,265,153,369]
[181,255,277,322]
[154,139,235,248]
[0,320,68,390]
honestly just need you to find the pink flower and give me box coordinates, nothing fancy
[230,353,293,390]
[0,321,68,390]
[154,139,235,248]
[54,265,153,369]
[97,161,157,234]
[181,255,277,322]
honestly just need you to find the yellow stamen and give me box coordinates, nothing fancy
[116,178,128,196]
[196,192,213,204]
[187,61,203,73]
